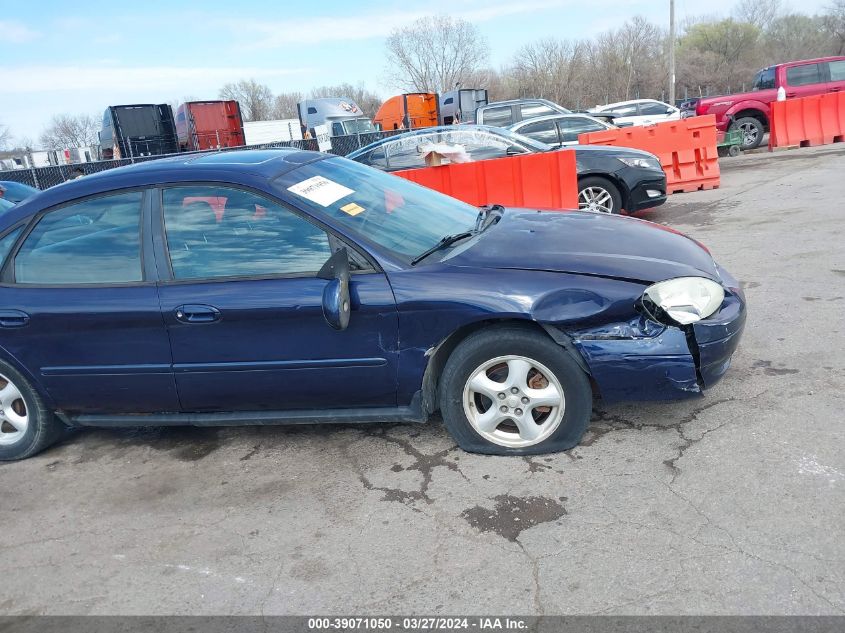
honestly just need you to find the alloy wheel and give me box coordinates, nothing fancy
[578,187,614,213]
[738,122,759,147]
[0,374,28,446]
[462,355,565,448]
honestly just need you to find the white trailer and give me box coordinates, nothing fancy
[243,119,303,145]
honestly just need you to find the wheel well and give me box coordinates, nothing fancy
[732,109,768,131]
[420,319,571,416]
[578,173,631,211]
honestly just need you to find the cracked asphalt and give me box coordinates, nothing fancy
[2,145,844,616]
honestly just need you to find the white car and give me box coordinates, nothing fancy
[591,99,680,127]
[507,114,615,148]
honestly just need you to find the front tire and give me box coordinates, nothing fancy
[0,360,64,461]
[731,117,764,150]
[439,327,592,455]
[578,177,622,214]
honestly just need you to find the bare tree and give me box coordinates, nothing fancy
[39,114,99,150]
[309,83,382,117]
[0,124,11,151]
[219,79,273,121]
[384,15,489,92]
[764,14,835,62]
[734,0,783,29]
[272,91,304,119]
[826,0,845,54]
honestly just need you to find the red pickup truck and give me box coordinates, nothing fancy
[683,56,845,149]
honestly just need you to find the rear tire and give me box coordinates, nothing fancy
[0,360,64,461]
[578,177,623,214]
[439,327,592,455]
[731,117,764,150]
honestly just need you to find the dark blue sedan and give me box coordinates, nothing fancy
[0,150,745,461]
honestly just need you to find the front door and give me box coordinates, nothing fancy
[154,184,399,412]
[0,190,179,413]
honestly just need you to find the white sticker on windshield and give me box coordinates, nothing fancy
[287,176,354,207]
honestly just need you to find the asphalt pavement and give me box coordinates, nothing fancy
[2,144,844,615]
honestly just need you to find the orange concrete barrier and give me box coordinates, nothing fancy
[769,92,845,150]
[578,115,720,194]
[394,149,578,210]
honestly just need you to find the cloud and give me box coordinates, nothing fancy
[0,20,39,43]
[0,65,311,94]
[225,0,571,48]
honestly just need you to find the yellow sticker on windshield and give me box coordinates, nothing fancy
[340,202,365,216]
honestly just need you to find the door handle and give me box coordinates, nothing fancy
[0,310,30,328]
[787,92,797,98]
[174,304,221,324]
[830,87,841,92]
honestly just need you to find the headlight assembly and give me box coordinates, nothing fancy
[618,156,662,171]
[641,277,725,325]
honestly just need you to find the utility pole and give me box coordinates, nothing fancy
[669,0,676,105]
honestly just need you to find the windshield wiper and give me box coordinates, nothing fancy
[410,231,474,266]
[475,204,504,232]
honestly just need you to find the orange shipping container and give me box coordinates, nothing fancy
[374,93,440,131]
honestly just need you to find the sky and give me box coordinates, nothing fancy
[0,0,831,143]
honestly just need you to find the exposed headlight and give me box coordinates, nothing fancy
[618,156,662,170]
[642,277,725,325]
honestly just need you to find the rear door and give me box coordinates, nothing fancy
[0,190,178,413]
[826,59,845,94]
[784,62,827,99]
[154,184,399,412]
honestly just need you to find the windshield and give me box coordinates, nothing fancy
[342,118,376,134]
[0,198,15,213]
[277,157,479,262]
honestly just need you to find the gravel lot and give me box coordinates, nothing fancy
[2,145,844,616]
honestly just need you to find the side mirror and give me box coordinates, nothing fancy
[506,145,526,156]
[318,248,351,331]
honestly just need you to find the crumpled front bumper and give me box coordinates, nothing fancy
[567,284,746,402]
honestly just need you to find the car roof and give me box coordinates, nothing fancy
[481,98,562,108]
[347,125,546,157]
[596,98,664,110]
[508,113,607,128]
[1,149,331,228]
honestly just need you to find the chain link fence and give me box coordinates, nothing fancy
[0,130,401,191]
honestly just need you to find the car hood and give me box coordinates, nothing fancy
[697,88,775,107]
[572,145,658,160]
[445,210,720,284]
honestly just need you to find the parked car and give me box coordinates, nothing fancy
[508,114,615,148]
[175,100,245,152]
[475,99,570,127]
[0,181,39,204]
[681,56,845,149]
[100,104,179,159]
[0,149,744,461]
[439,88,488,124]
[375,93,440,130]
[347,126,667,215]
[591,99,680,127]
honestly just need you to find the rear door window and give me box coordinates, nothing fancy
[519,103,557,120]
[14,191,143,285]
[639,102,672,116]
[787,63,823,86]
[518,120,559,145]
[481,106,514,127]
[557,117,607,143]
[828,60,845,82]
